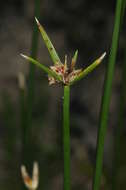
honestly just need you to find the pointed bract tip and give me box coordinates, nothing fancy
[73,50,78,59]
[65,54,67,62]
[18,72,25,90]
[21,165,27,176]
[33,161,39,172]
[20,54,28,59]
[99,52,106,61]
[35,17,40,26]
[75,49,78,54]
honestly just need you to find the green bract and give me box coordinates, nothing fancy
[21,18,106,86]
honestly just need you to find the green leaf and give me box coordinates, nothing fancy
[35,17,61,65]
[70,52,106,85]
[20,54,61,81]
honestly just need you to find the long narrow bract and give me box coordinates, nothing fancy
[35,17,61,65]
[20,54,62,82]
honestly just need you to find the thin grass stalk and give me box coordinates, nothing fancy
[92,0,123,189]
[121,0,126,21]
[112,46,126,190]
[111,3,126,189]
[27,0,41,132]
[23,0,41,169]
[63,85,70,190]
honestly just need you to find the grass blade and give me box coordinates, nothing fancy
[35,17,61,65]
[92,0,123,189]
[70,52,106,85]
[21,54,61,81]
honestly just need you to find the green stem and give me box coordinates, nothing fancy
[112,2,126,189]
[23,0,41,170]
[27,0,41,132]
[121,0,126,22]
[93,0,123,189]
[112,46,126,190]
[63,85,70,190]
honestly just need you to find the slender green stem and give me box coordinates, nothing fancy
[112,2,126,189]
[27,0,41,132]
[23,0,41,170]
[112,46,126,190]
[93,0,123,190]
[63,85,70,190]
[121,0,126,22]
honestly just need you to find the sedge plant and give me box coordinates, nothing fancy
[112,47,126,190]
[21,18,106,190]
[111,2,126,189]
[22,0,41,171]
[92,0,123,190]
[27,0,41,134]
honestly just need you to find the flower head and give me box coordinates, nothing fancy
[21,18,106,86]
[48,53,82,85]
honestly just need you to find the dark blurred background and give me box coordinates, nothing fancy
[0,0,126,190]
